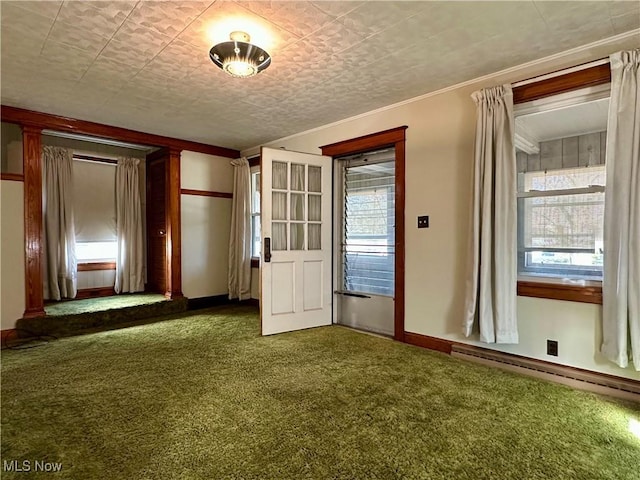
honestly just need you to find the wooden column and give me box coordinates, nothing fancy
[165,148,183,298]
[22,125,45,318]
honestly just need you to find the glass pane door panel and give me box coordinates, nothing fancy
[309,166,322,192]
[291,193,305,221]
[273,161,288,190]
[308,195,321,221]
[291,163,305,191]
[290,224,304,250]
[341,159,395,296]
[308,224,321,250]
[272,222,287,250]
[272,192,287,220]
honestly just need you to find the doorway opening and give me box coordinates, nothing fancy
[335,148,396,336]
[321,126,407,341]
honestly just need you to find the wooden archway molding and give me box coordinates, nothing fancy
[1,106,239,318]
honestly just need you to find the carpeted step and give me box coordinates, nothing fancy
[16,297,189,337]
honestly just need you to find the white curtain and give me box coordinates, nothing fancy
[42,146,77,300]
[602,49,640,370]
[463,85,518,344]
[114,157,144,294]
[228,157,251,300]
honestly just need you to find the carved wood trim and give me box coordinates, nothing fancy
[22,126,45,319]
[513,63,611,104]
[1,105,239,158]
[517,280,602,304]
[166,148,182,299]
[180,188,233,199]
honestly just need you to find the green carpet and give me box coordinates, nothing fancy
[45,294,168,316]
[1,306,638,480]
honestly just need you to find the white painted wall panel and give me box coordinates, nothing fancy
[181,151,233,193]
[1,180,25,330]
[181,194,231,299]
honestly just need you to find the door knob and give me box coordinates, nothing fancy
[264,237,271,263]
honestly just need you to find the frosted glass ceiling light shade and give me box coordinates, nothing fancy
[209,31,271,78]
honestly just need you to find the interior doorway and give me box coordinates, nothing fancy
[334,149,396,336]
[320,126,407,341]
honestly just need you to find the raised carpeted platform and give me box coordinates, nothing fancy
[16,294,188,338]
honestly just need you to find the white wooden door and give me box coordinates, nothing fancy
[260,147,332,335]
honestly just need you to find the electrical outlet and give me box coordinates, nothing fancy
[547,340,558,356]
[417,216,429,228]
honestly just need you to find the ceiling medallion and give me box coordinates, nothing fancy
[209,31,271,78]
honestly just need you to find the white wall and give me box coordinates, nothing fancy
[1,180,25,330]
[77,270,116,290]
[181,151,233,299]
[243,35,639,380]
[251,268,259,300]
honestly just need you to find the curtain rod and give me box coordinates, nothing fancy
[73,154,118,165]
[512,58,609,88]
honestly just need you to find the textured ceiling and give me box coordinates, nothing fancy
[1,1,638,151]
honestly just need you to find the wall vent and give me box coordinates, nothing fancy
[451,344,639,402]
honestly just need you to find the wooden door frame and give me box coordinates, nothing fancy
[145,148,183,299]
[321,126,408,342]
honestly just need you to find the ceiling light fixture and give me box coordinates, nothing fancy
[209,31,271,78]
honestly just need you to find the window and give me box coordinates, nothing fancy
[250,168,261,258]
[518,166,605,280]
[340,157,395,296]
[515,91,609,284]
[76,241,118,262]
[73,157,117,263]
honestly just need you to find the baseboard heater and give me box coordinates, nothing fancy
[451,344,640,402]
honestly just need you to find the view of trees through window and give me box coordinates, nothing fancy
[519,165,605,279]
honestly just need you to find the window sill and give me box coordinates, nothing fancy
[517,278,602,304]
[251,257,260,268]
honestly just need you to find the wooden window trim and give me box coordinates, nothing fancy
[514,63,609,304]
[77,262,116,272]
[517,280,602,304]
[321,126,408,342]
[180,188,233,199]
[513,62,610,104]
[251,258,260,268]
